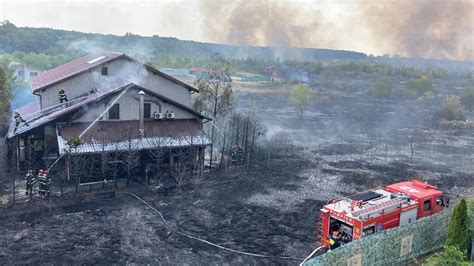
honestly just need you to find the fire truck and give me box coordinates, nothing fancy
[318,180,448,247]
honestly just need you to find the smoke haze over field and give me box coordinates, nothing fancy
[199,0,474,61]
[1,0,473,60]
[359,0,474,61]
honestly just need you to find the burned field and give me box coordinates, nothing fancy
[1,84,473,264]
[0,156,320,264]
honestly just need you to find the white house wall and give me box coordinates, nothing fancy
[38,58,192,109]
[74,87,198,123]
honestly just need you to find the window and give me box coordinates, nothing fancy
[30,72,38,77]
[101,67,108,76]
[144,103,151,118]
[436,196,443,206]
[18,70,24,77]
[109,104,120,119]
[423,200,431,211]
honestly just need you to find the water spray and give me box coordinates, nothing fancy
[47,86,131,171]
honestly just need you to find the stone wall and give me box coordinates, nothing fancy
[305,210,450,265]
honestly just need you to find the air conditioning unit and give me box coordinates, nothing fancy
[154,112,164,120]
[166,112,175,119]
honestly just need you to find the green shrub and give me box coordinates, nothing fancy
[446,199,472,259]
[425,245,470,266]
[366,78,392,98]
[401,75,435,99]
[461,87,474,111]
[436,95,465,121]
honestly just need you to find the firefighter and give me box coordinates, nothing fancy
[58,88,68,105]
[328,230,342,251]
[25,170,35,196]
[37,169,46,196]
[44,170,51,197]
[13,112,29,132]
[231,144,243,163]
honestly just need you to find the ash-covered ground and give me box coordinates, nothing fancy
[1,83,473,264]
[0,157,319,264]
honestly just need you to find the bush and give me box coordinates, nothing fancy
[401,75,435,99]
[366,78,392,98]
[436,95,465,122]
[425,245,470,266]
[461,87,474,111]
[446,199,472,259]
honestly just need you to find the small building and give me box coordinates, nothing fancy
[7,51,211,185]
[10,62,43,82]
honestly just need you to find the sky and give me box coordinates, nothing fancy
[0,0,473,61]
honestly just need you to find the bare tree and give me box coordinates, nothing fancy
[194,54,233,170]
[118,126,140,185]
[144,128,171,183]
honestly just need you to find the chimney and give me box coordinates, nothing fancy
[138,90,145,137]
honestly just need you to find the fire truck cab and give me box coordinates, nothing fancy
[319,180,447,247]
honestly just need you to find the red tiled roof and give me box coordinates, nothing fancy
[8,82,209,139]
[31,51,124,92]
[31,51,199,93]
[8,82,133,138]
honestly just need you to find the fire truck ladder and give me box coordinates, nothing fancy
[315,212,324,245]
[352,197,405,219]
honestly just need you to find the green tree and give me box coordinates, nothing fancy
[425,245,470,266]
[0,65,14,135]
[194,54,233,170]
[446,199,472,259]
[291,84,312,116]
[461,87,474,112]
[366,78,392,98]
[437,95,465,121]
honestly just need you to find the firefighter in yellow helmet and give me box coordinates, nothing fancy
[58,88,69,105]
[328,230,342,251]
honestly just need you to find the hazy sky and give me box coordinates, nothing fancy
[1,0,473,60]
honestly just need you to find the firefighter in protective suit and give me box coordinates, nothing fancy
[38,169,47,196]
[44,170,51,197]
[25,170,35,196]
[13,112,29,132]
[328,230,342,251]
[58,88,68,105]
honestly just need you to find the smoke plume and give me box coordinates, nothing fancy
[199,0,337,49]
[358,0,474,60]
[199,0,474,60]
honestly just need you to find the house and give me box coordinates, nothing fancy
[7,51,211,184]
[10,62,42,82]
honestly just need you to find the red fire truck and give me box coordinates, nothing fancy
[318,180,448,247]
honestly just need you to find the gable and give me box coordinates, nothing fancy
[35,53,198,109]
[31,51,199,93]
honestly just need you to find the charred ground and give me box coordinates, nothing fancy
[1,76,473,264]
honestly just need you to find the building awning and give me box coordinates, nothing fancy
[57,120,211,155]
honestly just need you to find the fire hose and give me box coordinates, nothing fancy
[120,192,305,262]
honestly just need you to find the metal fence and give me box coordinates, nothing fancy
[305,210,451,266]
